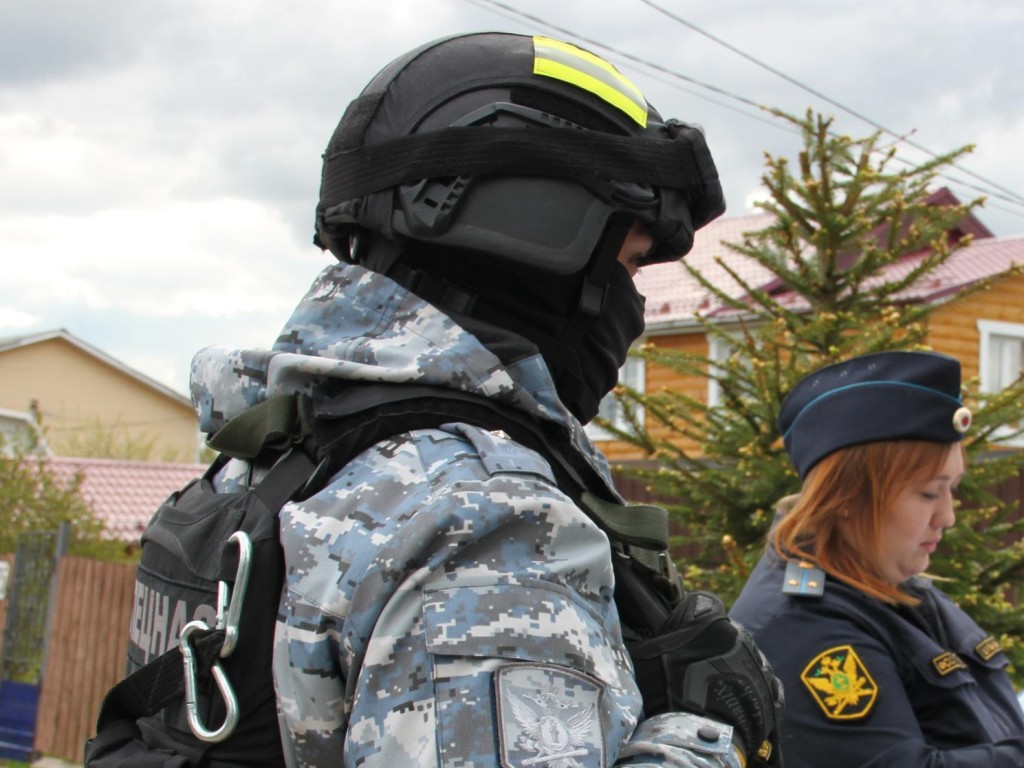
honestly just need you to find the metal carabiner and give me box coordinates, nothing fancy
[180,620,240,743]
[216,531,252,658]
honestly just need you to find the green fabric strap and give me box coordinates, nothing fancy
[581,491,682,604]
[581,491,669,551]
[207,394,311,460]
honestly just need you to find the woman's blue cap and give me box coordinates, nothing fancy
[779,351,971,479]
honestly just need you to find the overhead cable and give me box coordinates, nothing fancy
[463,0,1024,217]
[638,0,1024,208]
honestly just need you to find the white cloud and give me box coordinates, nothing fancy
[2,197,317,314]
[2,0,1023,393]
[0,307,37,331]
[743,187,770,213]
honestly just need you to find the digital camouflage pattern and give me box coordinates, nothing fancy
[190,262,741,767]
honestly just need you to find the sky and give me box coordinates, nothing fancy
[2,0,1023,400]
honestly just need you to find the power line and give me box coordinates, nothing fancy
[463,0,1024,215]
[637,0,1024,208]
[461,1,801,146]
[463,0,765,112]
[625,66,798,135]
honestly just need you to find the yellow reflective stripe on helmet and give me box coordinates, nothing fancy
[532,36,648,127]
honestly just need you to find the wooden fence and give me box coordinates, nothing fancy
[34,556,135,763]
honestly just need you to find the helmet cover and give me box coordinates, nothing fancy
[315,32,725,273]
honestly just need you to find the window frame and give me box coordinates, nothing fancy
[977,318,1024,446]
[707,333,736,409]
[585,353,646,441]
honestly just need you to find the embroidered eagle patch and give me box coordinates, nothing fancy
[495,665,605,768]
[801,645,878,720]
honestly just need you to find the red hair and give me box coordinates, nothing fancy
[771,440,963,605]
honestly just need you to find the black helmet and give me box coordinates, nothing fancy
[315,32,725,272]
[314,33,725,424]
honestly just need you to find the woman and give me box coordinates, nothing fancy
[730,350,1024,766]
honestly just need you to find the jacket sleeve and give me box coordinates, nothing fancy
[274,425,742,768]
[755,603,1024,767]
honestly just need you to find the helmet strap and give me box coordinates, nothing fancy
[566,216,632,334]
[359,232,478,316]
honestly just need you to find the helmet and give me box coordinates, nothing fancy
[315,32,725,272]
[314,33,725,424]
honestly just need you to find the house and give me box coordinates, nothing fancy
[44,456,204,542]
[0,329,200,463]
[591,193,1024,464]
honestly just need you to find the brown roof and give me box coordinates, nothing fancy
[44,456,204,541]
[638,211,1024,328]
[637,212,774,327]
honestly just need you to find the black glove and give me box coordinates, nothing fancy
[626,591,785,767]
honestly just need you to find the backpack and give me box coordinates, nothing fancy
[84,385,683,768]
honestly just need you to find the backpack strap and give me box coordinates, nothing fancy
[94,621,227,733]
[580,491,683,637]
[581,492,680,585]
[308,383,616,503]
[234,387,685,615]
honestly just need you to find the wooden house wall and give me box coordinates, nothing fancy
[598,330,707,464]
[927,270,1024,387]
[596,270,1024,464]
[0,338,199,463]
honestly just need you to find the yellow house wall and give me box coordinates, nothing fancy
[926,271,1024,389]
[598,331,708,463]
[0,338,199,462]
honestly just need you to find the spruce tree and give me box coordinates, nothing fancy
[605,109,1024,678]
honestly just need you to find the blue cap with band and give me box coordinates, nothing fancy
[779,351,972,479]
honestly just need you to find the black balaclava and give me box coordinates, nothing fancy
[389,217,646,424]
[316,34,726,421]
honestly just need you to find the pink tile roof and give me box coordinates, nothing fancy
[43,456,205,542]
[638,215,1024,328]
[637,213,775,326]
[886,234,1024,303]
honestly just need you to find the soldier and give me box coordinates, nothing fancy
[192,32,782,767]
[731,350,1024,766]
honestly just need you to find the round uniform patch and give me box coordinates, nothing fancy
[800,644,879,720]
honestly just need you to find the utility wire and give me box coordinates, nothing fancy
[463,0,766,112]
[637,0,1024,208]
[628,66,797,135]
[464,0,1024,215]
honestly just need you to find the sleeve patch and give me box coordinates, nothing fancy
[800,644,878,720]
[495,664,606,768]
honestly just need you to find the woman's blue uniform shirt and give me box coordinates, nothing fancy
[731,550,1024,766]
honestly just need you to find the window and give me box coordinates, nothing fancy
[979,320,1024,391]
[586,355,645,440]
[977,319,1024,445]
[707,333,736,408]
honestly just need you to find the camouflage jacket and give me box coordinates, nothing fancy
[190,262,741,768]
